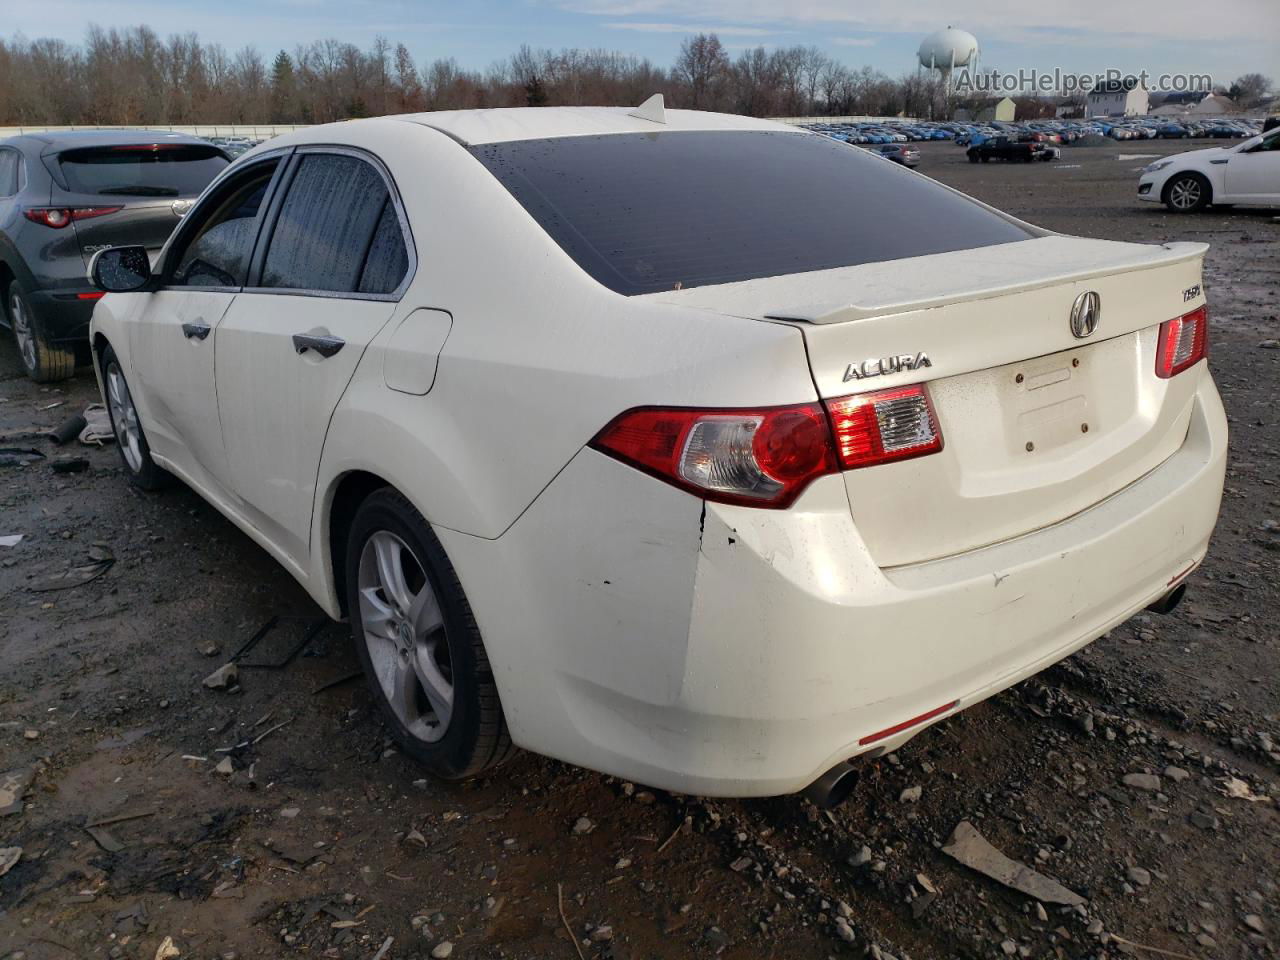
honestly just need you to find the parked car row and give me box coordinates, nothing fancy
[805,116,1264,150]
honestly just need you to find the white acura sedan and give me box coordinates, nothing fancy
[89,102,1227,804]
[1138,124,1280,212]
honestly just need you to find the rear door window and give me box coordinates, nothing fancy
[170,159,280,288]
[58,144,229,198]
[472,131,1035,295]
[259,153,409,295]
[0,150,17,197]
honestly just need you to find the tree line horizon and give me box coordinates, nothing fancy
[0,26,1271,127]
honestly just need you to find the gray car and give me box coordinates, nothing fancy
[0,130,229,381]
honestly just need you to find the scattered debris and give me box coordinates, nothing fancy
[232,615,330,669]
[79,404,114,445]
[214,757,234,776]
[203,662,239,691]
[942,821,1086,906]
[28,543,114,592]
[0,767,35,817]
[48,411,88,445]
[0,447,45,467]
[572,816,594,835]
[86,825,125,852]
[899,785,923,803]
[430,941,454,958]
[50,456,90,474]
[558,883,587,960]
[1220,777,1269,802]
[0,534,23,547]
[371,937,394,960]
[1121,772,1162,792]
[88,807,156,828]
[0,846,21,877]
[153,936,180,960]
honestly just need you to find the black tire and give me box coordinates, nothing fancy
[967,152,979,163]
[100,344,170,490]
[980,155,990,163]
[1163,172,1211,213]
[7,281,74,383]
[346,488,515,780]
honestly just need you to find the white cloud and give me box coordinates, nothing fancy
[833,37,877,47]
[603,21,775,35]
[557,0,1274,44]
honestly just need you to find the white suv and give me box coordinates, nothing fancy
[1139,126,1280,211]
[88,104,1227,804]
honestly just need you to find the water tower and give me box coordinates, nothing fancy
[917,26,979,92]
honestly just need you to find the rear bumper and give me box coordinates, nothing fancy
[26,289,98,345]
[439,373,1227,797]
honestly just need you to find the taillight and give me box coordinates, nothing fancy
[591,403,838,508]
[1155,306,1208,379]
[23,206,123,228]
[592,384,946,508]
[825,384,943,469]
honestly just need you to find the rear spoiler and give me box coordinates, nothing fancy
[763,238,1209,325]
[644,236,1208,326]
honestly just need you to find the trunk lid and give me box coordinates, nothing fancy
[646,235,1209,567]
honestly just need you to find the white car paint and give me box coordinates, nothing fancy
[90,108,1227,797]
[1138,127,1280,209]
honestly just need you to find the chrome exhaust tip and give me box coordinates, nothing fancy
[1145,583,1187,615]
[801,761,860,809]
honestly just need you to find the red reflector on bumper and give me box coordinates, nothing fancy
[77,292,105,301]
[859,700,959,746]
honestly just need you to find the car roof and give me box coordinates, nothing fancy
[4,129,215,153]
[392,106,794,146]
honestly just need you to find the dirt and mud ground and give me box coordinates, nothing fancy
[1,138,1277,960]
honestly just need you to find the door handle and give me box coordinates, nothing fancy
[182,322,211,341]
[292,333,345,359]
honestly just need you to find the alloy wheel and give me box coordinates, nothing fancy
[105,361,145,474]
[1169,177,1201,210]
[357,531,454,742]
[10,291,36,372]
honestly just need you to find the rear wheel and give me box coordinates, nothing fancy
[347,488,515,780]
[7,283,74,383]
[1164,173,1210,213]
[101,344,169,490]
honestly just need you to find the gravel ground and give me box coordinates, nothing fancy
[0,138,1277,960]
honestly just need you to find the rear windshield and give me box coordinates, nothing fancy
[58,144,229,198]
[471,131,1034,295]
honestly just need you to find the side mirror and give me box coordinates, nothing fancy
[90,246,152,293]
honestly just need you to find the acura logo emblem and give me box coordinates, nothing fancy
[1070,291,1101,339]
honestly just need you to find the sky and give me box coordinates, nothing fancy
[5,0,1277,90]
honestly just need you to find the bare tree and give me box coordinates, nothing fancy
[673,34,729,109]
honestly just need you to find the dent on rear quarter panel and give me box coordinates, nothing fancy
[432,448,706,761]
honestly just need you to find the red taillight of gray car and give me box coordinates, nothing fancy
[1155,306,1208,379]
[593,384,944,508]
[23,206,123,228]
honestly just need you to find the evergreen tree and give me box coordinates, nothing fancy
[270,49,296,122]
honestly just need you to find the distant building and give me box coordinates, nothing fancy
[1149,90,1239,117]
[955,96,1016,122]
[1186,93,1238,116]
[1087,78,1148,117]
